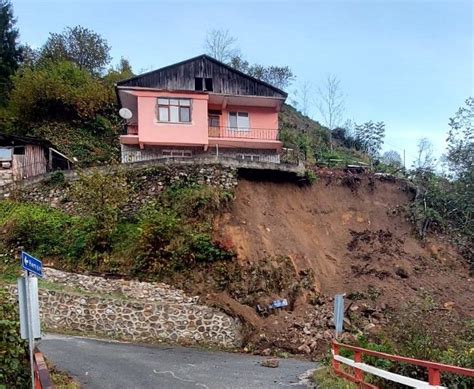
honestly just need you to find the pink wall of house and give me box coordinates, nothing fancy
[122,90,282,147]
[220,106,279,130]
[134,91,209,147]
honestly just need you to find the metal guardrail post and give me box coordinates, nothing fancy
[428,367,441,386]
[332,342,340,371]
[354,350,364,383]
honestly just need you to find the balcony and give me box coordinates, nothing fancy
[208,126,282,151]
[120,124,139,145]
[208,126,279,140]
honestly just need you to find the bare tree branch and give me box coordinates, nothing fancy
[293,81,313,117]
[317,74,345,131]
[204,29,239,63]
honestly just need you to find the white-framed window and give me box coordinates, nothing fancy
[0,147,12,161]
[229,112,249,130]
[157,98,191,123]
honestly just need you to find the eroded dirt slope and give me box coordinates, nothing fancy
[218,173,473,317]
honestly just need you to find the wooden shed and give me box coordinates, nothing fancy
[0,133,72,186]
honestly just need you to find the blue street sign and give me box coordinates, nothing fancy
[21,251,43,278]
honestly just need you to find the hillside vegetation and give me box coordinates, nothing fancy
[0,167,472,387]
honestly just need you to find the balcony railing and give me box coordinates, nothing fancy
[208,126,279,141]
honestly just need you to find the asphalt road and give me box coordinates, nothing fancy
[39,334,316,388]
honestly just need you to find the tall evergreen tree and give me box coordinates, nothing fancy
[0,0,22,106]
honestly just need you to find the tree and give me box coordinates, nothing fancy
[19,44,38,68]
[104,57,134,85]
[258,65,295,90]
[382,150,402,167]
[445,98,473,242]
[0,0,22,105]
[316,74,345,131]
[354,121,385,158]
[446,97,473,178]
[229,56,291,89]
[203,30,294,90]
[292,81,313,117]
[204,29,239,63]
[229,55,295,90]
[413,137,436,172]
[39,26,111,74]
[8,60,113,124]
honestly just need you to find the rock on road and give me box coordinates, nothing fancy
[39,334,316,388]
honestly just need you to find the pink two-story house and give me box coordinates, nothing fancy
[116,55,287,164]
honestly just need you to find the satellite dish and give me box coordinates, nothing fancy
[119,108,133,120]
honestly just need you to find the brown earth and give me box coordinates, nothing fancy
[199,171,473,356]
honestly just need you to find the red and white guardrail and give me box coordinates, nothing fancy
[33,348,54,389]
[332,341,474,388]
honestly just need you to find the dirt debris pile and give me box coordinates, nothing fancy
[201,172,473,357]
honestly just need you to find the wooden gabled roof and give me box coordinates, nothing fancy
[116,54,287,99]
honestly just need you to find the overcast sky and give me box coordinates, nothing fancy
[14,0,473,165]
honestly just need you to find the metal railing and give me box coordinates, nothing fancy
[208,126,279,140]
[332,341,474,388]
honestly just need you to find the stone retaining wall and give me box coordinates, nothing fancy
[0,168,12,187]
[5,163,238,215]
[11,268,242,348]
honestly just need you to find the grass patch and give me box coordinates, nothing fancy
[312,367,356,389]
[47,361,80,388]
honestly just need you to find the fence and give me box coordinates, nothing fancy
[34,348,54,388]
[208,126,279,140]
[332,341,474,388]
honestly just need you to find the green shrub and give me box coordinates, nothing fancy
[0,201,71,257]
[0,289,30,388]
[190,233,234,263]
[45,171,65,187]
[65,217,98,266]
[356,335,394,371]
[71,168,129,256]
[160,184,232,221]
[34,121,120,167]
[359,309,474,388]
[128,204,233,276]
[0,182,233,278]
[391,331,474,388]
[8,60,113,124]
[304,169,317,185]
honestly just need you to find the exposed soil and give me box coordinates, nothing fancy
[197,171,474,357]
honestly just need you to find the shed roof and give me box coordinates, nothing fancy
[0,133,52,148]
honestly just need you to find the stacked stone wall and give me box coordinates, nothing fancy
[10,268,242,348]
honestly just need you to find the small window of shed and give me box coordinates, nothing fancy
[195,77,203,91]
[0,147,12,161]
[13,146,25,155]
[205,78,213,91]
